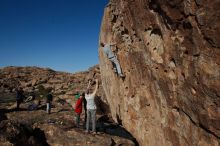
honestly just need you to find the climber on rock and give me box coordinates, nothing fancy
[100,42,125,78]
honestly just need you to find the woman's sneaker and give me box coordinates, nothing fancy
[91,131,96,135]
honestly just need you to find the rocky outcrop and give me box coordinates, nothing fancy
[0,120,49,146]
[0,65,110,114]
[99,0,220,145]
[0,102,135,146]
[0,66,97,95]
[0,66,136,145]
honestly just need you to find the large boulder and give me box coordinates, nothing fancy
[99,0,220,145]
[0,120,48,146]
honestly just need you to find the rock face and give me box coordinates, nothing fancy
[99,0,220,145]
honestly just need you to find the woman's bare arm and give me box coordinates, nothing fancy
[91,79,98,96]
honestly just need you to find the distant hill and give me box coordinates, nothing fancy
[0,65,109,114]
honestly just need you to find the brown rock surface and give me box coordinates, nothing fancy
[0,66,136,146]
[99,0,220,145]
[0,120,49,146]
[0,102,135,146]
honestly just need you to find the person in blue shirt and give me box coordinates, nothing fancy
[101,42,125,78]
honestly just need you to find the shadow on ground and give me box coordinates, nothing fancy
[0,120,49,146]
[0,108,27,122]
[96,115,139,146]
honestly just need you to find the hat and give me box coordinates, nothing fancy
[75,94,80,99]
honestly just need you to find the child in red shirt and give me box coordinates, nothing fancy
[75,94,83,127]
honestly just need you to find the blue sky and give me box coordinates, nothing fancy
[0,0,108,73]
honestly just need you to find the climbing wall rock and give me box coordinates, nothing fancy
[99,0,220,145]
